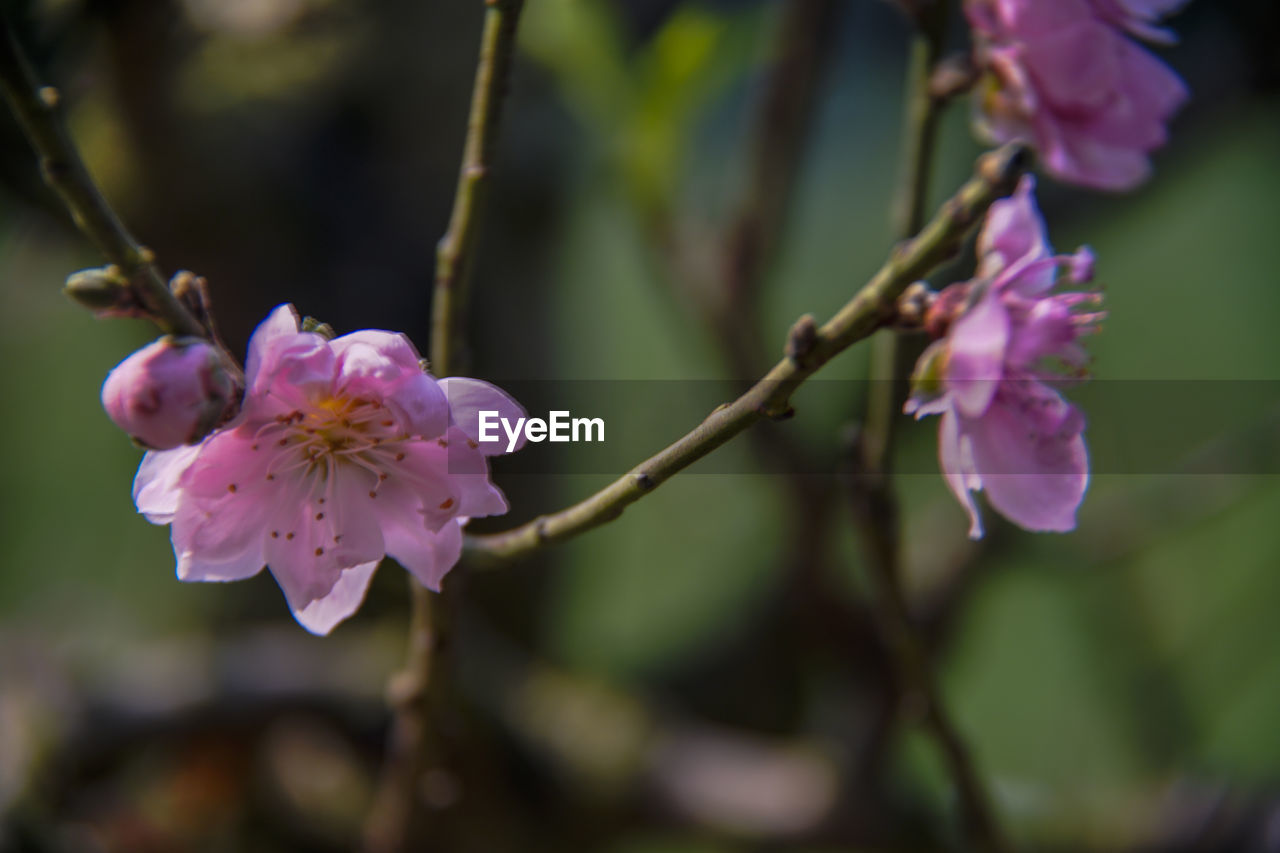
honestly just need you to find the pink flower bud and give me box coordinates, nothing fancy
[102,337,236,450]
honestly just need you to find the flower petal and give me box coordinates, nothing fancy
[945,291,1010,418]
[265,464,387,613]
[133,445,202,524]
[439,377,527,455]
[290,560,381,635]
[384,518,464,592]
[245,304,301,389]
[939,406,986,539]
[963,383,1089,533]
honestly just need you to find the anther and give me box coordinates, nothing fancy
[439,498,455,510]
[271,531,279,538]
[227,484,237,493]
[286,532,295,540]
[315,512,325,520]
[395,452,406,461]
[315,547,324,556]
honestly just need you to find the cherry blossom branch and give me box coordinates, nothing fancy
[430,0,525,377]
[0,14,205,338]
[367,4,525,850]
[464,141,1032,565]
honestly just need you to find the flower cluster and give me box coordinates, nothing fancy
[907,176,1102,538]
[125,305,525,634]
[966,0,1188,190]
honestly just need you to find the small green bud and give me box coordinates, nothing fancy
[64,266,140,316]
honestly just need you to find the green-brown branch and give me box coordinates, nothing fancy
[431,0,525,377]
[0,14,205,338]
[854,4,1008,848]
[366,4,525,850]
[465,142,1031,566]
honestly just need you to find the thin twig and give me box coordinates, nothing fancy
[0,13,205,338]
[716,0,839,377]
[853,3,1009,849]
[465,142,1031,565]
[365,4,525,850]
[431,0,525,378]
[846,448,1009,852]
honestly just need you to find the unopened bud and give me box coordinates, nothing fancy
[102,337,237,449]
[65,267,140,317]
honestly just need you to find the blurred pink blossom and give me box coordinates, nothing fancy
[967,0,1188,190]
[907,176,1102,538]
[133,305,524,634]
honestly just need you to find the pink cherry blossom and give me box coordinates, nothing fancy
[966,0,1189,190]
[102,337,237,450]
[132,305,525,634]
[907,177,1102,538]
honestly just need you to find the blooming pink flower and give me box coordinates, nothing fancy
[907,177,1102,538]
[1087,0,1191,43]
[133,305,525,634]
[102,337,237,450]
[966,0,1189,190]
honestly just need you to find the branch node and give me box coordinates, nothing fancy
[633,472,655,492]
[756,402,796,422]
[785,313,818,365]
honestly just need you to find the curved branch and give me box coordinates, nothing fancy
[0,13,205,338]
[465,142,1032,566]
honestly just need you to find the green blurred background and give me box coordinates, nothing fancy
[1,0,1278,850]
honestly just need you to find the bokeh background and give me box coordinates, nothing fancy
[2,0,1279,850]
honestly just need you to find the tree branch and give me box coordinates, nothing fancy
[852,4,1008,849]
[0,13,205,338]
[431,0,525,377]
[366,4,525,850]
[465,142,1031,566]
[847,449,1009,852]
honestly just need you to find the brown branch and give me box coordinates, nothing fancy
[465,142,1032,565]
[0,12,205,338]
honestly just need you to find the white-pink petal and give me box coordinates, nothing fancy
[439,377,528,455]
[290,560,381,635]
